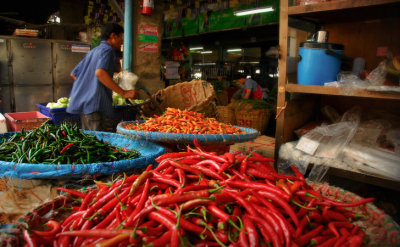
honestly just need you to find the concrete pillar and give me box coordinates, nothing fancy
[132,1,164,97]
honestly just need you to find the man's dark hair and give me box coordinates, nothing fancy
[101,22,124,40]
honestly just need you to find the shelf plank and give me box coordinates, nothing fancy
[288,0,400,15]
[286,84,400,100]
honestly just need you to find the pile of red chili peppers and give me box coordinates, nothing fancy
[124,108,246,135]
[24,141,374,247]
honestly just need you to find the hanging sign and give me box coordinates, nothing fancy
[138,43,158,52]
[138,24,158,43]
[138,24,158,36]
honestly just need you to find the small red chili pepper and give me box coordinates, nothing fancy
[23,229,38,247]
[294,225,324,246]
[57,187,87,198]
[60,143,74,154]
[242,214,259,247]
[33,220,61,237]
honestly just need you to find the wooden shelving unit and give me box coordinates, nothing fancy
[286,84,400,100]
[275,0,400,187]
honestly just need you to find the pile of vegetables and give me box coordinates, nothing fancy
[24,141,373,247]
[125,108,246,135]
[46,97,70,109]
[0,121,140,164]
[112,92,146,106]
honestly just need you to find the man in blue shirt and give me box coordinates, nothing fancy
[67,23,137,131]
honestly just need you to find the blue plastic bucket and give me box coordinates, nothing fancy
[297,42,344,85]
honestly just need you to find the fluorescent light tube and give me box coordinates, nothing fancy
[234,6,274,16]
[200,50,212,54]
[189,46,203,51]
[227,48,242,52]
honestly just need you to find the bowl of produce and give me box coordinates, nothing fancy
[7,145,399,247]
[0,121,165,179]
[117,108,259,145]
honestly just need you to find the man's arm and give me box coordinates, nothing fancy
[70,73,76,80]
[243,88,252,99]
[95,68,137,99]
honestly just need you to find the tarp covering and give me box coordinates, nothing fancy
[117,121,259,145]
[0,131,165,179]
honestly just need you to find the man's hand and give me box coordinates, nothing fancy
[122,89,138,99]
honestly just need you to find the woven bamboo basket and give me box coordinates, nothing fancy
[234,108,271,133]
[145,80,218,118]
[216,105,236,125]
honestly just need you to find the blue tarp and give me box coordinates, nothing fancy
[0,131,165,179]
[117,121,259,145]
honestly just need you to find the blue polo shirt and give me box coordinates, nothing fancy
[67,41,116,118]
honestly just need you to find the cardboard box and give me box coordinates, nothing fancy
[230,135,275,159]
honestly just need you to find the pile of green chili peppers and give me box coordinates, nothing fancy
[0,121,140,164]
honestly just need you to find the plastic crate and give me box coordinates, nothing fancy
[4,112,50,132]
[37,103,80,125]
[114,104,137,122]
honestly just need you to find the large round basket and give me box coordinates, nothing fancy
[0,131,165,180]
[2,182,399,247]
[116,120,259,146]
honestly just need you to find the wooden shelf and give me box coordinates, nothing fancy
[288,0,400,15]
[286,84,400,100]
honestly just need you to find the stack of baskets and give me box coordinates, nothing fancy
[217,100,273,133]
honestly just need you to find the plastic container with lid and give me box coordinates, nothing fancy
[297,42,345,86]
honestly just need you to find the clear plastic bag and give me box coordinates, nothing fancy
[366,60,387,86]
[113,71,139,90]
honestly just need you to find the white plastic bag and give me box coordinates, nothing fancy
[114,71,139,90]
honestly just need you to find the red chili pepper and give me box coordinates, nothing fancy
[326,210,349,222]
[168,160,202,176]
[193,164,225,180]
[60,143,74,154]
[176,184,210,194]
[309,235,334,246]
[192,149,228,163]
[328,222,340,238]
[257,190,300,226]
[248,215,281,247]
[57,187,87,198]
[181,198,212,210]
[208,203,230,222]
[79,190,96,211]
[225,180,290,201]
[238,230,250,247]
[294,225,324,246]
[290,181,302,193]
[318,197,375,207]
[155,207,204,234]
[33,220,61,237]
[290,165,305,181]
[152,189,209,206]
[23,229,38,247]
[252,204,285,245]
[240,158,248,175]
[223,190,257,216]
[146,230,172,247]
[294,215,309,238]
[313,236,337,247]
[308,211,323,223]
[276,179,292,197]
[85,232,131,247]
[196,159,221,171]
[242,214,259,247]
[124,178,150,227]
